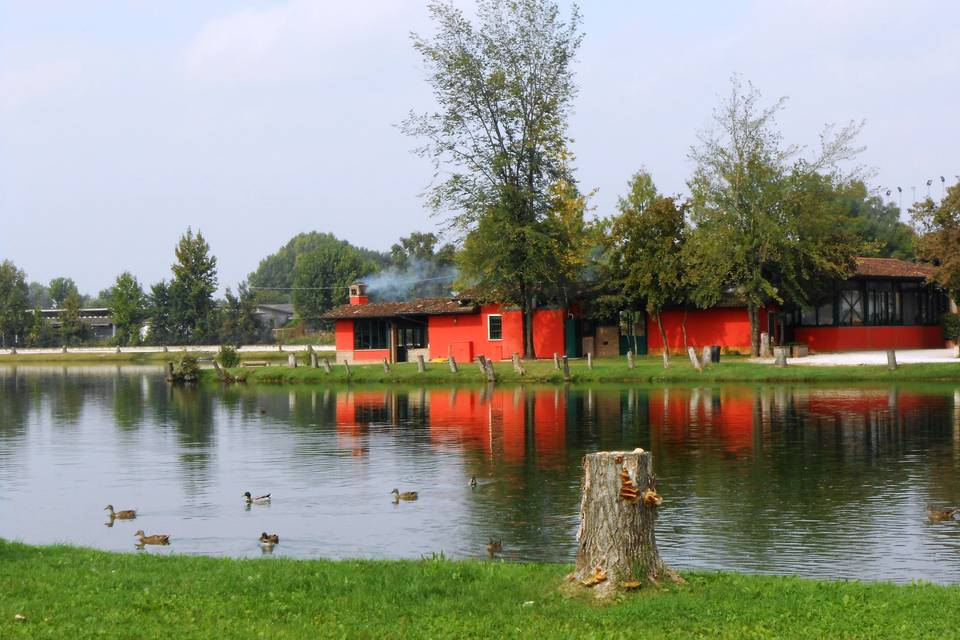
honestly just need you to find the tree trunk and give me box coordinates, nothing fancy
[748,304,760,357]
[655,312,669,367]
[521,284,536,359]
[680,305,689,352]
[573,449,677,596]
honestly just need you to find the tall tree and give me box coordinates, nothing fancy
[687,76,865,355]
[292,244,375,325]
[913,180,960,301]
[168,228,218,344]
[59,289,87,346]
[48,277,79,308]
[838,182,916,259]
[219,283,263,346]
[0,260,29,347]
[403,0,583,357]
[108,272,147,346]
[27,281,52,308]
[25,304,52,347]
[146,281,173,345]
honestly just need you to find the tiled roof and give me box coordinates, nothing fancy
[854,257,934,279]
[320,298,479,320]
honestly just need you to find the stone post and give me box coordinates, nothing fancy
[417,354,426,373]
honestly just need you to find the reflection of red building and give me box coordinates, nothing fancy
[648,387,755,453]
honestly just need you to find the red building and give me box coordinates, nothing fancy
[323,258,951,362]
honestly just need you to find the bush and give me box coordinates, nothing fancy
[943,313,960,342]
[217,345,240,368]
[170,353,200,383]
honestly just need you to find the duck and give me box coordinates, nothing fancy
[927,506,958,522]
[134,530,170,545]
[259,532,280,548]
[469,476,478,489]
[104,505,136,520]
[391,488,418,502]
[486,537,503,555]
[243,491,271,505]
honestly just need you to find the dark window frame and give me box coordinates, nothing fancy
[487,314,503,341]
[354,318,389,350]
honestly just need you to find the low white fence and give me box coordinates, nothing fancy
[0,344,336,356]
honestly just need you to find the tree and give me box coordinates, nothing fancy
[48,277,79,308]
[59,289,87,346]
[27,282,52,308]
[0,260,29,347]
[248,232,387,303]
[403,0,583,358]
[913,180,960,301]
[603,171,687,363]
[109,272,147,346]
[838,182,916,259]
[372,232,457,299]
[146,281,173,345]
[292,244,375,325]
[168,228,218,344]
[219,283,264,346]
[25,304,52,347]
[687,75,865,355]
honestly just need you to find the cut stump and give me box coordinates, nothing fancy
[572,448,679,597]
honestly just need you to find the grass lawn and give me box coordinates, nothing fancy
[216,354,960,386]
[1,540,957,639]
[0,350,292,366]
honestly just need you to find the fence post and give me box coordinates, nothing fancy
[448,356,458,373]
[627,350,635,370]
[417,354,426,373]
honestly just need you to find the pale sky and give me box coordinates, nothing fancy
[2,0,958,295]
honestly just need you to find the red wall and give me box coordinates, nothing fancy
[532,308,567,358]
[334,319,389,361]
[793,325,943,352]
[428,304,535,361]
[646,307,764,354]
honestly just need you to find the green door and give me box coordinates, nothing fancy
[564,318,581,358]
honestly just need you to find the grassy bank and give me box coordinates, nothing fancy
[213,355,960,386]
[1,540,956,639]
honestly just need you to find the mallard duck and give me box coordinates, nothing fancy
[259,532,280,547]
[134,530,170,545]
[104,505,136,519]
[469,476,478,488]
[391,488,418,502]
[486,537,503,555]
[243,491,271,505]
[928,506,958,522]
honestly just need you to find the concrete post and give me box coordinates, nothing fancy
[627,350,635,370]
[417,354,426,373]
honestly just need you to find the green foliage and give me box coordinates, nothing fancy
[0,260,29,347]
[216,345,240,368]
[24,305,53,347]
[146,281,173,345]
[372,232,457,299]
[26,281,52,308]
[47,276,78,308]
[248,232,387,304]
[687,75,865,355]
[292,244,376,325]
[943,313,960,342]
[59,290,88,346]
[913,180,960,299]
[168,228,218,344]
[404,0,583,356]
[218,283,264,345]
[108,272,147,346]
[839,182,916,259]
[170,353,200,383]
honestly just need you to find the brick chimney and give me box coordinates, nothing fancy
[349,282,369,305]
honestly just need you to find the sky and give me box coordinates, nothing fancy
[1,0,958,296]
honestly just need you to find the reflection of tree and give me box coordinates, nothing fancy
[149,383,217,490]
[47,368,87,427]
[111,374,146,431]
[0,368,31,444]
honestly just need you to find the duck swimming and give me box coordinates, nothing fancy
[243,492,271,505]
[486,537,503,556]
[391,488,418,502]
[469,476,478,488]
[928,506,958,522]
[134,530,170,546]
[259,532,280,548]
[104,505,136,520]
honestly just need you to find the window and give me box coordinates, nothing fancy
[396,320,427,348]
[354,319,389,350]
[487,314,503,340]
[838,288,863,326]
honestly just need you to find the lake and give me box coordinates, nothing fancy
[1,365,959,583]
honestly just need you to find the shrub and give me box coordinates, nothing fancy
[217,345,240,368]
[943,313,960,342]
[170,353,200,383]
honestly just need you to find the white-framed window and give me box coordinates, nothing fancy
[487,314,503,341]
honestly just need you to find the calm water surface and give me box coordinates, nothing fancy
[2,365,960,583]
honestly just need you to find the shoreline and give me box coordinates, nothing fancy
[210,357,960,385]
[1,539,956,638]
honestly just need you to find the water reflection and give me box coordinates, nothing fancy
[2,366,960,583]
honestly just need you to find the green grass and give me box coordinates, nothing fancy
[214,355,960,386]
[0,350,293,366]
[1,540,957,639]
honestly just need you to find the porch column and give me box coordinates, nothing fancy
[389,320,398,364]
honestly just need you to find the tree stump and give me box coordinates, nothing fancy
[562,356,572,382]
[382,358,391,373]
[586,353,593,370]
[627,350,635,370]
[553,353,561,371]
[774,347,788,368]
[417,354,427,373]
[760,332,772,358]
[322,358,332,373]
[483,358,496,383]
[573,449,677,596]
[310,352,318,368]
[701,346,711,369]
[287,353,297,368]
[887,349,897,371]
[661,350,669,369]
[448,356,458,373]
[343,361,351,378]
[476,355,488,375]
[512,352,525,376]
[687,347,702,372]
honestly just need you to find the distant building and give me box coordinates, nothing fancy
[37,307,116,341]
[253,303,295,329]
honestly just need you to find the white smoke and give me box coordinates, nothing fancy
[363,258,458,301]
